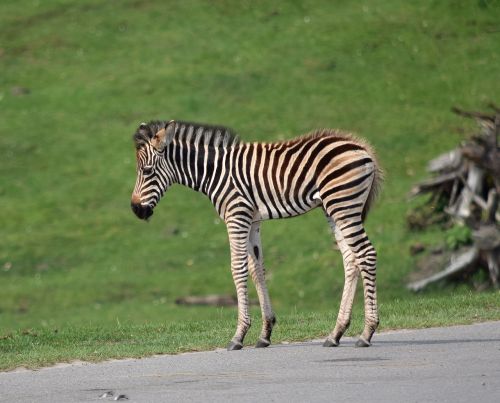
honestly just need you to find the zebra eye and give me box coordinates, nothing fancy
[142,166,154,176]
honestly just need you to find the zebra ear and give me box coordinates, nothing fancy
[151,120,175,151]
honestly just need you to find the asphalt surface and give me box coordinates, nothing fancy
[1,321,499,402]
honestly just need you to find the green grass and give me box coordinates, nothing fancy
[1,0,500,370]
[2,292,499,371]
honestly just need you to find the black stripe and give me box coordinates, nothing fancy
[321,171,373,200]
[269,149,292,216]
[348,235,369,248]
[315,143,365,175]
[341,220,363,231]
[252,144,273,218]
[344,228,366,239]
[328,202,363,216]
[261,146,282,218]
[244,145,258,207]
[335,212,361,222]
[328,187,367,205]
[318,157,373,190]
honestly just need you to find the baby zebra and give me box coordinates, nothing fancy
[131,120,382,350]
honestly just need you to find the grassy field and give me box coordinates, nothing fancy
[1,0,499,370]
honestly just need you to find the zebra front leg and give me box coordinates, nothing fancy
[226,218,252,351]
[248,222,276,348]
[323,222,359,347]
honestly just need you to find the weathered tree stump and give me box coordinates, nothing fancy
[407,105,500,291]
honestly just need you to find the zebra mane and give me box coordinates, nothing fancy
[293,128,378,156]
[133,120,240,150]
[292,128,353,143]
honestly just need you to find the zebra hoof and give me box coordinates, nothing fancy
[227,341,243,351]
[255,338,270,348]
[355,338,371,347]
[322,338,339,347]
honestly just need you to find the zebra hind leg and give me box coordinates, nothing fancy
[248,222,276,348]
[321,208,379,347]
[337,217,379,347]
[354,230,379,347]
[323,217,360,347]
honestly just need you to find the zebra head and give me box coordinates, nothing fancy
[131,121,175,220]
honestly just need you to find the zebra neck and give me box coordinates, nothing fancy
[167,139,234,200]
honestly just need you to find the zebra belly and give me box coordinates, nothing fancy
[254,197,321,220]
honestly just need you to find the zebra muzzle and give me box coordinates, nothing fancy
[131,202,154,220]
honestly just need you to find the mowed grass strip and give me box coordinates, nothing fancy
[1,292,499,371]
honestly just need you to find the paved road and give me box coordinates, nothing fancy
[1,321,499,402]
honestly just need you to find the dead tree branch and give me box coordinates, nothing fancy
[407,106,500,291]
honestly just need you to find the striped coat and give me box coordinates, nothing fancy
[131,120,382,350]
